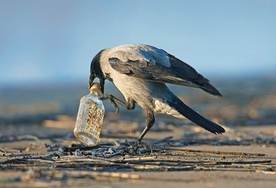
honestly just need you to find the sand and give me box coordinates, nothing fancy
[0,119,275,187]
[1,78,276,187]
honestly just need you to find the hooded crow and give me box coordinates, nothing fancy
[89,44,225,143]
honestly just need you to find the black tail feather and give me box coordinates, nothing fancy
[168,97,225,134]
[200,82,223,97]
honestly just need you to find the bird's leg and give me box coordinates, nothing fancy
[137,110,155,144]
[108,98,120,113]
[124,110,155,154]
[100,94,135,113]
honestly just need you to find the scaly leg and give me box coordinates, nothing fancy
[137,110,155,144]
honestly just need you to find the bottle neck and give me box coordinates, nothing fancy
[89,89,101,97]
[89,82,102,96]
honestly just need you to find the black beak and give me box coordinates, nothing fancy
[88,73,105,93]
[99,77,105,93]
[88,74,95,89]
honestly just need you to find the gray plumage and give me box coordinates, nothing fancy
[89,44,225,143]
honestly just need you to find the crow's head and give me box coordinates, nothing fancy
[89,49,105,93]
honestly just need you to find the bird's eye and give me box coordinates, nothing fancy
[109,58,120,63]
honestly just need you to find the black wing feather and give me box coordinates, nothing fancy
[109,54,222,96]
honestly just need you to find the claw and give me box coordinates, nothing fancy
[124,140,142,155]
[110,98,120,113]
[100,94,120,113]
[99,94,135,113]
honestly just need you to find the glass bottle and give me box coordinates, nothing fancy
[73,83,105,146]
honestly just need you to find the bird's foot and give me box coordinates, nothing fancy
[99,94,120,113]
[133,140,142,153]
[122,140,143,155]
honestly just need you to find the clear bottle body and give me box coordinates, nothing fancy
[74,89,105,146]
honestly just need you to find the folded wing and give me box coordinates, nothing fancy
[108,44,222,96]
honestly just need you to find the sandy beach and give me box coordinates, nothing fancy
[0,77,276,187]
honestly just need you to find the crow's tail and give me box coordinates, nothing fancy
[168,97,225,134]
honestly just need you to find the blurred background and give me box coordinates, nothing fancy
[0,0,275,135]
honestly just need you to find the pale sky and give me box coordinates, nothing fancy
[0,0,275,86]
